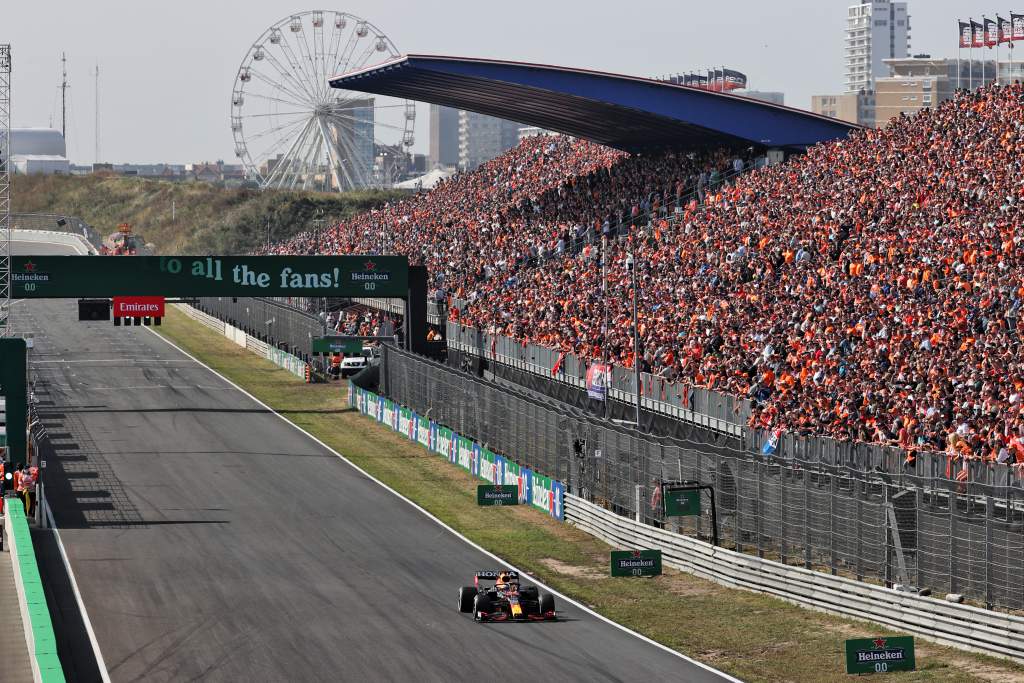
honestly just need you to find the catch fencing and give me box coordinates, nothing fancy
[194,296,325,361]
[382,344,1024,612]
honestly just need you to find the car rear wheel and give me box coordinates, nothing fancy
[458,586,476,613]
[540,592,556,617]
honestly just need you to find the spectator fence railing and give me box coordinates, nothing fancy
[381,343,1024,612]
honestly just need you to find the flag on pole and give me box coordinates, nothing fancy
[998,15,1012,44]
[972,19,986,48]
[1013,13,1024,42]
[959,20,972,48]
[722,68,748,91]
[984,17,999,47]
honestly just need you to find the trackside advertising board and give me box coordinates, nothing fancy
[610,550,663,577]
[349,386,563,521]
[478,485,519,506]
[845,637,915,674]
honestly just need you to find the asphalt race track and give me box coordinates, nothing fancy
[13,239,733,682]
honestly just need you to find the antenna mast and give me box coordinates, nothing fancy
[0,45,11,336]
[94,63,99,163]
[60,52,68,143]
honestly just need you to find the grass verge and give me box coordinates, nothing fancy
[155,307,1024,683]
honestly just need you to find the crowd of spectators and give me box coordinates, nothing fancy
[267,83,1024,463]
[264,135,749,302]
[460,83,1024,463]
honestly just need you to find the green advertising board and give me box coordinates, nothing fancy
[0,338,27,465]
[311,337,364,355]
[610,550,662,577]
[477,484,519,506]
[845,637,915,674]
[11,255,409,298]
[664,486,701,517]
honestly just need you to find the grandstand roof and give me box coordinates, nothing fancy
[330,55,860,152]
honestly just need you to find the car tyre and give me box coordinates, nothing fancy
[473,593,492,622]
[459,586,476,613]
[540,592,556,618]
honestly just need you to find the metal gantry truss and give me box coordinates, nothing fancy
[0,45,11,337]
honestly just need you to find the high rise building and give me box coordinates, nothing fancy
[429,104,459,169]
[457,111,522,171]
[874,56,995,126]
[845,1,911,95]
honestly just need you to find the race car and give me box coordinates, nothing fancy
[458,570,556,622]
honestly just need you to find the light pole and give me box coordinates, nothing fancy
[627,251,641,429]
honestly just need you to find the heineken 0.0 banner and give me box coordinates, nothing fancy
[348,386,563,521]
[610,550,663,577]
[477,485,519,506]
[12,255,409,298]
[845,637,915,674]
[664,486,701,517]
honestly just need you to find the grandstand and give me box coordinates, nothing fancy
[270,81,1024,475]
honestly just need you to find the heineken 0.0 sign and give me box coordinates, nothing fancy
[312,337,363,355]
[477,484,519,506]
[610,550,662,577]
[664,487,701,517]
[845,636,915,674]
[11,255,409,298]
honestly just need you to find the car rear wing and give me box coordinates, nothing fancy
[475,570,519,585]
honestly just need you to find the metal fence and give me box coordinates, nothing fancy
[382,343,1024,611]
[195,296,325,361]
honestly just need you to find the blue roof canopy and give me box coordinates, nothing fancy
[330,55,859,153]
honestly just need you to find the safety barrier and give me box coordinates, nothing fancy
[348,385,564,520]
[10,229,96,255]
[565,493,1024,662]
[3,504,66,682]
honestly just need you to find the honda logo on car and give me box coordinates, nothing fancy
[112,296,165,317]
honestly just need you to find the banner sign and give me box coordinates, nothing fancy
[845,637,915,674]
[1014,13,1024,41]
[586,362,611,401]
[610,550,663,577]
[477,484,519,506]
[112,296,165,318]
[664,486,701,517]
[312,337,363,355]
[11,255,409,298]
[348,386,564,521]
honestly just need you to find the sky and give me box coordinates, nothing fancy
[5,0,985,164]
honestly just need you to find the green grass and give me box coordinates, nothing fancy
[156,307,1024,682]
[12,174,404,254]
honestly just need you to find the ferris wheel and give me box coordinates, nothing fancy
[230,11,415,192]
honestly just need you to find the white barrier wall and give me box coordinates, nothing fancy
[565,494,1024,662]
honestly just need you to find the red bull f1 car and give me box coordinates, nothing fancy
[458,570,556,622]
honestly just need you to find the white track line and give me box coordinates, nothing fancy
[42,499,112,683]
[147,326,743,682]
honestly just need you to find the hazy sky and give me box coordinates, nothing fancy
[6,1,983,164]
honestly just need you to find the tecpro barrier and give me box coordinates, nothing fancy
[348,385,564,521]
